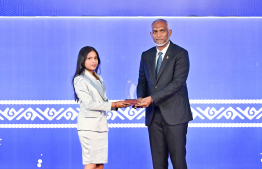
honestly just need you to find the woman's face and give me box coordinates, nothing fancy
[84,51,98,73]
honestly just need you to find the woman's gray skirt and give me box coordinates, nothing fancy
[78,130,108,165]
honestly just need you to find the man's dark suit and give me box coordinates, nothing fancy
[137,41,193,169]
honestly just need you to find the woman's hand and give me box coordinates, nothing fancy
[115,101,131,108]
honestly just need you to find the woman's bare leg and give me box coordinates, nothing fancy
[96,164,104,169]
[84,164,96,169]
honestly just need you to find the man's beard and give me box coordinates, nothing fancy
[156,38,169,47]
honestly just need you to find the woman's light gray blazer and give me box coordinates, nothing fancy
[74,70,114,132]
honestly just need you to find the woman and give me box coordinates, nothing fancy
[72,46,130,169]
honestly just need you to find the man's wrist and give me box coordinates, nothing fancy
[150,96,153,103]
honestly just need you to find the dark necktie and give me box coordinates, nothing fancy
[156,52,163,77]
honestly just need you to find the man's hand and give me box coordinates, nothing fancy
[137,97,143,104]
[137,96,152,108]
[133,97,143,108]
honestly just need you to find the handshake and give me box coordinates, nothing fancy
[115,96,153,108]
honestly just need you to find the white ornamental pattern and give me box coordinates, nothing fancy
[0,107,79,121]
[192,107,262,120]
[0,106,262,121]
[107,107,145,120]
[0,100,262,122]
[0,107,146,121]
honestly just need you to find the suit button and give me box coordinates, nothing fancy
[155,86,157,88]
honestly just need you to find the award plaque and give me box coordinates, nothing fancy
[124,99,138,105]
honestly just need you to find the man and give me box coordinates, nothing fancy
[136,19,193,169]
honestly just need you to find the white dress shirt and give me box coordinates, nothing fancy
[155,41,170,68]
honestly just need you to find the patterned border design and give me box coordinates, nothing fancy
[1,123,262,128]
[1,100,262,128]
[0,107,79,121]
[1,105,262,121]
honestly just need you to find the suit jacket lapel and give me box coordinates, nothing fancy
[99,75,108,101]
[156,42,174,83]
[82,70,108,101]
[149,48,157,83]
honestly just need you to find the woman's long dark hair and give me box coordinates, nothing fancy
[72,46,101,102]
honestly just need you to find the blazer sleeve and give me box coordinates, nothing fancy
[137,52,148,98]
[74,76,112,112]
[151,50,190,105]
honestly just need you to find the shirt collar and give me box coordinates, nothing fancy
[156,41,170,55]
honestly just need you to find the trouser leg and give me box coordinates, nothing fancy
[148,111,169,169]
[164,122,188,169]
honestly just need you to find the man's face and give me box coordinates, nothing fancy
[150,21,172,46]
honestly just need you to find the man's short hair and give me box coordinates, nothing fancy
[152,19,169,30]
